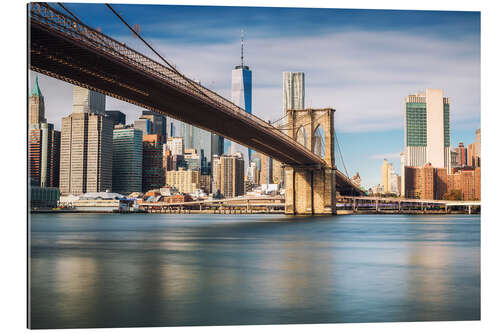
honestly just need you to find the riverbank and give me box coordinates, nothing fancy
[31,209,479,215]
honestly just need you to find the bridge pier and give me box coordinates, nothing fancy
[285,166,336,215]
[284,108,338,216]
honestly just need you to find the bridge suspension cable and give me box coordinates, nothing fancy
[104,3,214,103]
[56,2,84,24]
[334,131,349,179]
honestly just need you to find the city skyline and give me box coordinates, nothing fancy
[28,4,480,188]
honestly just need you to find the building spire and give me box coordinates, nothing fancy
[240,29,244,67]
[31,75,43,97]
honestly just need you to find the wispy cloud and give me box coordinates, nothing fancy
[369,152,402,160]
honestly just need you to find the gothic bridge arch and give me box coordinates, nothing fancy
[284,108,337,215]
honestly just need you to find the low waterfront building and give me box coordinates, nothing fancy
[159,186,179,197]
[30,186,60,209]
[261,183,280,195]
[370,184,385,195]
[58,191,133,212]
[162,194,193,204]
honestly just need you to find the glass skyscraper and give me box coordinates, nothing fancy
[229,34,252,171]
[112,126,143,195]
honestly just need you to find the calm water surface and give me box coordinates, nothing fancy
[29,213,480,328]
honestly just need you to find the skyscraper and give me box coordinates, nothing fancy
[475,129,481,159]
[142,134,165,192]
[283,72,305,114]
[165,169,200,194]
[72,86,106,114]
[258,152,273,185]
[105,110,126,126]
[229,32,252,170]
[134,118,151,137]
[60,86,113,195]
[403,89,450,169]
[381,159,389,193]
[389,163,399,195]
[140,110,167,142]
[166,137,184,156]
[401,89,451,195]
[29,75,46,126]
[456,142,467,167]
[112,125,143,195]
[212,153,245,198]
[28,75,60,188]
[181,122,223,174]
[29,122,60,188]
[467,143,476,167]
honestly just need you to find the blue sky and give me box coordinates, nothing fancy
[31,3,480,188]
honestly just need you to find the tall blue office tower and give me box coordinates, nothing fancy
[229,32,252,171]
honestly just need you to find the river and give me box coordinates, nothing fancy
[29,213,480,328]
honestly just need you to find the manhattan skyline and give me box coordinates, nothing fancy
[28,3,480,188]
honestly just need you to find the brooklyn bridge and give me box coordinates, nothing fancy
[29,2,364,215]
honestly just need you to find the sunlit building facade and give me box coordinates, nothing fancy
[60,86,113,195]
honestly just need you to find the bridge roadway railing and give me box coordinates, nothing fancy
[140,196,284,207]
[341,196,480,206]
[29,3,323,167]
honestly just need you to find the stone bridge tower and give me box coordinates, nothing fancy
[284,108,336,215]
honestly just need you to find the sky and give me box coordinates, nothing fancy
[29,3,480,188]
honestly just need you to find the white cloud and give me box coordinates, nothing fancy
[369,152,402,160]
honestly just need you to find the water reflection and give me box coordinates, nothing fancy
[29,213,480,328]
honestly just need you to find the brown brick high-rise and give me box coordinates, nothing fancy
[142,134,165,192]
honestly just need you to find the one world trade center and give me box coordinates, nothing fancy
[229,31,252,171]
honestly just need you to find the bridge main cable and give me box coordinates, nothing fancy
[105,3,212,102]
[56,2,84,24]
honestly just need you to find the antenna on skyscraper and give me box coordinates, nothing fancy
[240,29,244,67]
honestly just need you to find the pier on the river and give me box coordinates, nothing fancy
[138,196,480,215]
